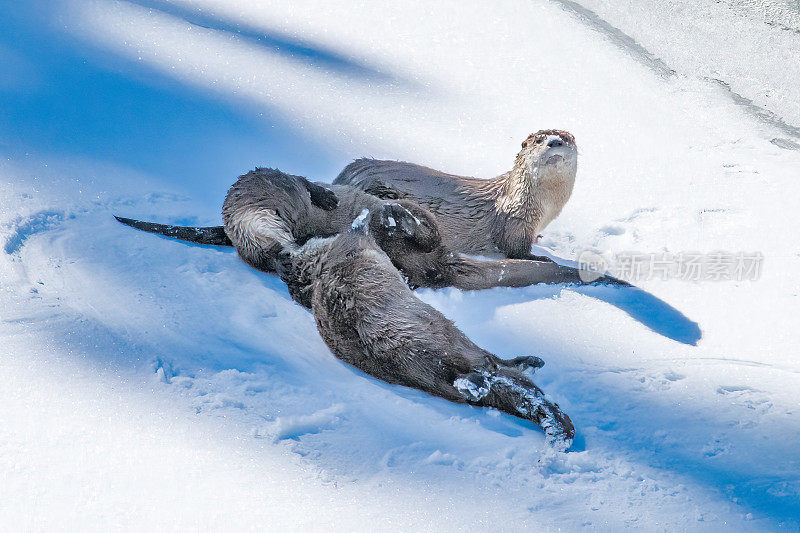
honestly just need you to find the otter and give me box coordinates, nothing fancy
[334,129,578,261]
[220,167,436,274]
[116,167,626,290]
[276,216,575,449]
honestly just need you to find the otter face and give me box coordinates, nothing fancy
[520,129,577,166]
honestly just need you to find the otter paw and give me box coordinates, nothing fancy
[379,203,418,237]
[507,355,545,372]
[512,391,574,450]
[536,399,575,451]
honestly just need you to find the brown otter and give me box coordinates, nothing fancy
[276,217,575,449]
[116,167,625,290]
[334,130,578,261]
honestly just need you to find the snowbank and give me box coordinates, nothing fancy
[1,0,799,529]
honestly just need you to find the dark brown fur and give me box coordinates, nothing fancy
[115,167,625,290]
[221,168,622,290]
[277,222,575,448]
[334,130,578,260]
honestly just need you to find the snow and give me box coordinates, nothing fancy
[351,208,370,230]
[453,375,490,401]
[1,0,799,530]
[567,0,800,131]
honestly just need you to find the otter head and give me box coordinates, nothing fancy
[497,130,578,229]
[509,129,578,212]
[519,129,577,168]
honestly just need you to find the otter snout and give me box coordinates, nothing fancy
[540,135,576,166]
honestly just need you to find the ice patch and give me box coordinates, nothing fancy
[454,375,489,401]
[351,208,370,230]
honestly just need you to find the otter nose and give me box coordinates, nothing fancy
[547,138,564,148]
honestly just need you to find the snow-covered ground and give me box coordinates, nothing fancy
[568,0,800,131]
[2,1,799,530]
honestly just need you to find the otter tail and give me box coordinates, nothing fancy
[114,216,233,246]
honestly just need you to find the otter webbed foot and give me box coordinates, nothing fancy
[529,395,575,452]
[453,367,574,450]
[505,355,545,373]
[376,203,439,253]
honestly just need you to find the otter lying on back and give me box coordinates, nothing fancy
[334,130,577,260]
[277,217,575,448]
[117,167,626,290]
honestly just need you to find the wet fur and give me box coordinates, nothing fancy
[334,130,578,259]
[221,168,622,290]
[116,167,625,289]
[278,226,575,447]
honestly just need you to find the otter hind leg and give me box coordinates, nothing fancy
[454,368,574,450]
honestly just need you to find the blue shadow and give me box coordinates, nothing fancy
[530,248,702,345]
[0,2,351,210]
[10,1,794,527]
[127,0,419,89]
[424,281,702,347]
[576,284,702,345]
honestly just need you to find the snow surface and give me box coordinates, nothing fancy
[568,0,800,133]
[2,0,800,530]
